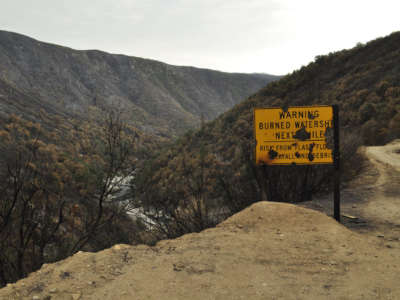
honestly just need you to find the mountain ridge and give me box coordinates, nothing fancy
[0,30,279,138]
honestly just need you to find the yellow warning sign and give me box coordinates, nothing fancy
[254,106,334,165]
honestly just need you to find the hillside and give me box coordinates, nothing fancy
[0,30,278,138]
[0,77,75,121]
[1,201,399,299]
[133,31,400,233]
[2,141,400,299]
[0,30,279,288]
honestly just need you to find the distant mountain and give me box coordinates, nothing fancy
[0,30,279,138]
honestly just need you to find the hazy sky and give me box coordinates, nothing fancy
[1,0,399,75]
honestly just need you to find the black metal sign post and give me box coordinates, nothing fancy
[333,105,340,222]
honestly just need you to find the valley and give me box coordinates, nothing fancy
[1,141,400,299]
[1,29,400,299]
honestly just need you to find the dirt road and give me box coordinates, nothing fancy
[363,141,400,229]
[1,141,400,299]
[302,140,400,243]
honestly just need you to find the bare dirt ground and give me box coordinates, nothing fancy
[1,141,400,300]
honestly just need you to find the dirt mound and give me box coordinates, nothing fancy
[222,201,341,230]
[1,201,399,299]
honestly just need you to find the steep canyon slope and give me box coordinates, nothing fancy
[0,30,278,138]
[133,31,400,214]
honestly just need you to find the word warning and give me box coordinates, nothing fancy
[254,106,334,165]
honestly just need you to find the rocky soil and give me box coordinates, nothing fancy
[1,141,400,300]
